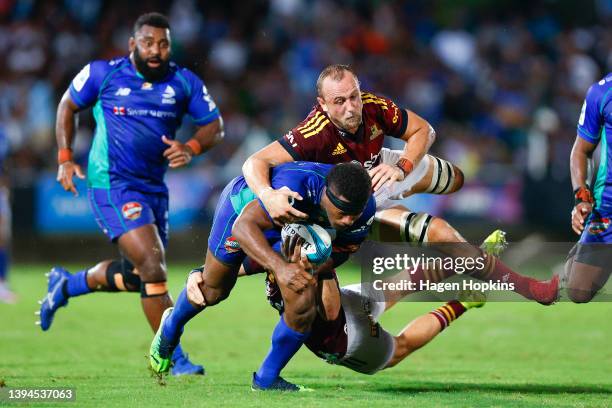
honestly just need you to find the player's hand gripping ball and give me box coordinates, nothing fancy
[281,223,332,265]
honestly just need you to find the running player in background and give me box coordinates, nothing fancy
[243,64,558,304]
[0,127,15,304]
[567,73,612,303]
[37,12,224,375]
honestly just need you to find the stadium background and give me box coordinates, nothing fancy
[1,0,610,263]
[1,2,611,406]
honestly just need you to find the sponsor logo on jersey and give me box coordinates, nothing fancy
[115,87,131,96]
[224,236,241,253]
[141,82,153,90]
[285,131,297,147]
[588,217,610,234]
[121,202,143,220]
[162,85,176,104]
[369,124,383,140]
[125,108,176,118]
[113,106,126,115]
[362,152,381,169]
[332,142,347,155]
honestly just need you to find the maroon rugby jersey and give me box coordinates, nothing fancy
[278,92,408,170]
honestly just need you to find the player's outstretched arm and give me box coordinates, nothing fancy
[232,200,313,293]
[163,117,224,168]
[570,137,597,234]
[369,110,436,191]
[55,90,85,196]
[242,141,307,224]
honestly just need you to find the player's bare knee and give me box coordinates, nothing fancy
[566,288,596,303]
[136,258,167,283]
[426,217,462,243]
[201,284,231,306]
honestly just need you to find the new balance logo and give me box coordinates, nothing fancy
[115,87,131,96]
[332,143,347,155]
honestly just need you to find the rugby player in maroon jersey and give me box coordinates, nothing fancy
[241,64,558,304]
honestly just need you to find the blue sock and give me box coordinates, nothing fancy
[162,288,203,343]
[172,344,186,361]
[0,248,7,280]
[65,270,92,297]
[255,315,310,387]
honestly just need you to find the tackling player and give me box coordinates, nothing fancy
[37,12,224,375]
[150,162,376,390]
[566,73,612,302]
[251,236,488,381]
[242,64,558,304]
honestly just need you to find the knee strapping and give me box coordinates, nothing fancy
[401,212,433,244]
[105,259,140,292]
[140,281,168,298]
[426,156,457,194]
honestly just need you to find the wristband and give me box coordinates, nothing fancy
[58,148,73,164]
[574,186,594,206]
[395,157,414,177]
[185,139,202,156]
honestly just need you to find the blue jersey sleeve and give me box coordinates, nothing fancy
[180,68,220,126]
[68,60,111,109]
[577,82,605,144]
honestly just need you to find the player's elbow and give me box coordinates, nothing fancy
[427,124,436,146]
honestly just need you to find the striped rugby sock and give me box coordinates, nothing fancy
[430,300,466,330]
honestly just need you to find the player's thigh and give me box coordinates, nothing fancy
[118,224,166,273]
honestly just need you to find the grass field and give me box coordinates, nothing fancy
[1,264,611,407]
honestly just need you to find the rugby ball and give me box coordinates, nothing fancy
[280,223,332,265]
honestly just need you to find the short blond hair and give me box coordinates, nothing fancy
[316,64,359,97]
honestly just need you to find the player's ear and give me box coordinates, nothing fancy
[317,96,327,112]
[128,37,136,53]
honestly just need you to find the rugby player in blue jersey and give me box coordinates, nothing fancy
[37,12,224,375]
[567,73,612,303]
[150,162,376,390]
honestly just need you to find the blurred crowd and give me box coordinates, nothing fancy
[0,0,610,222]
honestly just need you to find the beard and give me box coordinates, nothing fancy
[133,48,170,82]
[341,113,362,132]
